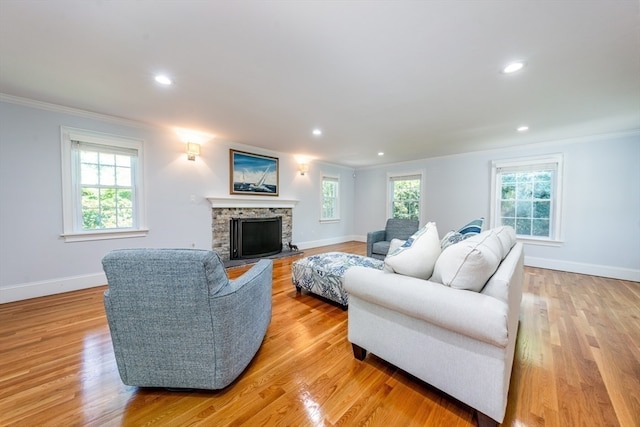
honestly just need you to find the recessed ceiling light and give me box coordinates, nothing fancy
[154,75,172,85]
[378,152,384,156]
[502,62,525,74]
[312,128,322,136]
[517,126,529,132]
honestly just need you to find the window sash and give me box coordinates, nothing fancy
[491,154,563,243]
[73,143,138,231]
[321,175,340,221]
[388,173,422,221]
[72,141,139,231]
[497,170,556,238]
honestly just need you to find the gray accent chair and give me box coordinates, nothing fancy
[102,248,272,390]
[366,218,420,259]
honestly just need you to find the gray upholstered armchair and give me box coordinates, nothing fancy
[102,248,272,390]
[366,218,420,259]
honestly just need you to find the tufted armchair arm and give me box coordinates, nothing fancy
[366,229,387,258]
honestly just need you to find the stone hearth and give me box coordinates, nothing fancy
[208,198,298,261]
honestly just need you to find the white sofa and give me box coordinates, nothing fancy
[344,226,523,427]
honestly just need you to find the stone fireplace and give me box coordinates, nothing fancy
[207,198,298,261]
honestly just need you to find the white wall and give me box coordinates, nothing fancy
[354,132,640,281]
[0,99,355,302]
[1,98,638,303]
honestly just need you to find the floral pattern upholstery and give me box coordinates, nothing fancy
[292,252,384,307]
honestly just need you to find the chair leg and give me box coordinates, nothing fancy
[351,343,367,361]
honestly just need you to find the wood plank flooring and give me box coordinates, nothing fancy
[1,242,638,426]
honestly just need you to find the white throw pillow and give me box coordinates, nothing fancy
[388,238,406,254]
[430,230,502,292]
[384,222,441,280]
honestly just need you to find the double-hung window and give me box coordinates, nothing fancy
[61,127,147,242]
[490,154,563,244]
[320,175,340,222]
[388,173,422,221]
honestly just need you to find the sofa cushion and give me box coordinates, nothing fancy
[371,240,391,256]
[431,230,502,292]
[344,266,511,347]
[493,226,517,258]
[384,222,441,280]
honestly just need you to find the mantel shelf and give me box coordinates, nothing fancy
[207,197,299,209]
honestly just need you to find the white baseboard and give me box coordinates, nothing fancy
[525,256,640,282]
[3,247,636,304]
[0,273,107,304]
[298,235,361,250]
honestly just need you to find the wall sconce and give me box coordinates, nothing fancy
[298,163,309,176]
[187,142,200,161]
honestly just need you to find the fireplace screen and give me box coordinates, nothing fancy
[230,217,282,259]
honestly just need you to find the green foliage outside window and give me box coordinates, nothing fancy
[500,171,552,237]
[392,178,420,220]
[321,178,338,220]
[82,188,133,229]
[80,150,134,230]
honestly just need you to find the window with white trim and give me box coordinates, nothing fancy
[388,173,422,221]
[491,154,563,243]
[61,127,147,242]
[320,175,340,221]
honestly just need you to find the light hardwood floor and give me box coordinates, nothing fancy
[1,242,638,426]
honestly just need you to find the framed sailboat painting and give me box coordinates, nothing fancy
[229,149,279,196]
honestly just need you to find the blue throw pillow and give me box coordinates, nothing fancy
[440,218,484,250]
[457,217,484,235]
[440,230,468,250]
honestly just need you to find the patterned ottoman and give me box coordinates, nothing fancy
[292,252,384,307]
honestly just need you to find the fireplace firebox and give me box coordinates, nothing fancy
[230,216,282,259]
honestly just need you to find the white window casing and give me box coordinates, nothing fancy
[490,153,564,246]
[60,126,148,242]
[387,171,423,223]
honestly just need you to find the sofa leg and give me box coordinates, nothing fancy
[475,411,498,427]
[295,285,301,293]
[351,343,367,361]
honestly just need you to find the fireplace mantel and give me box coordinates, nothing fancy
[207,197,299,209]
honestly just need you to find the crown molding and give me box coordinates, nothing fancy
[0,93,158,130]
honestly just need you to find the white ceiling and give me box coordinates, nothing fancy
[1,1,638,167]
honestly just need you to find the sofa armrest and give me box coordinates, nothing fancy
[366,229,386,257]
[344,267,509,347]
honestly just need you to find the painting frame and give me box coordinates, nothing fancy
[229,149,279,196]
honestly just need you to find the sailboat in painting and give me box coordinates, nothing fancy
[231,150,278,195]
[248,166,275,193]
